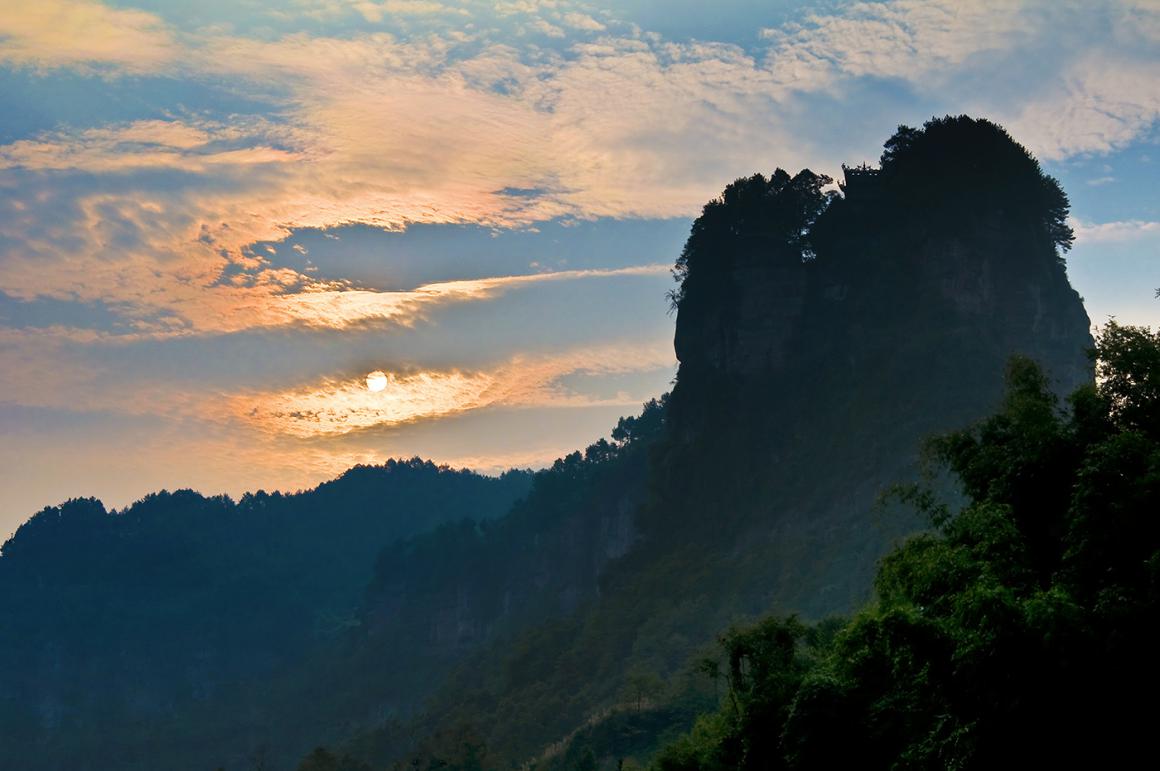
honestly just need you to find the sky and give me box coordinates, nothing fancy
[0,0,1158,535]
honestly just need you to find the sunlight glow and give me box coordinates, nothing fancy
[365,370,388,392]
[230,341,675,439]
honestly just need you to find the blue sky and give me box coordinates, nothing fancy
[0,0,1157,534]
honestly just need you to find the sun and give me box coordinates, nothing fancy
[365,370,388,392]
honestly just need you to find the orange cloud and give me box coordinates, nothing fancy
[0,269,673,427]
[0,119,304,173]
[0,0,178,73]
[0,249,668,340]
[226,338,675,438]
[0,325,674,523]
[0,31,802,333]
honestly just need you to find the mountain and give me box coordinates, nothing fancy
[0,116,1096,771]
[0,460,532,770]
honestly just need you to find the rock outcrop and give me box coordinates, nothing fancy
[671,119,1091,438]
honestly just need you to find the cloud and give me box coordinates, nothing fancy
[561,12,605,32]
[0,226,668,339]
[0,119,304,173]
[1071,218,1160,243]
[3,0,1158,342]
[999,2,1160,160]
[266,264,671,332]
[355,0,465,21]
[1006,53,1160,160]
[0,0,178,73]
[0,324,673,440]
[0,264,672,430]
[4,0,1158,521]
[759,0,1029,91]
[529,19,567,38]
[228,339,675,438]
[757,0,1159,161]
[289,0,478,23]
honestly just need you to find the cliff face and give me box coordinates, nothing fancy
[919,229,1090,388]
[674,247,807,375]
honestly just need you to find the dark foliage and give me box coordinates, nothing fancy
[669,169,835,310]
[653,323,1160,769]
[878,115,1074,254]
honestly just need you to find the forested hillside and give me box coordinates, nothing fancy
[0,461,532,770]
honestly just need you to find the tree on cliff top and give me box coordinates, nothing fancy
[880,115,1074,254]
[668,169,833,311]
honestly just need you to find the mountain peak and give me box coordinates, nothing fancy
[670,116,1090,432]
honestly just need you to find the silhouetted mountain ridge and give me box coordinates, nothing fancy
[0,459,532,770]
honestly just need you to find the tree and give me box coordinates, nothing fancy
[695,657,721,701]
[669,169,834,310]
[624,669,665,713]
[879,115,1074,254]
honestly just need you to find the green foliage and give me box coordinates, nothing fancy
[652,322,1160,769]
[1091,322,1160,432]
[576,747,598,771]
[318,398,676,768]
[623,669,665,713]
[653,713,732,771]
